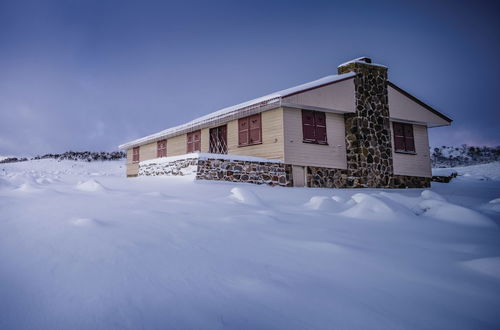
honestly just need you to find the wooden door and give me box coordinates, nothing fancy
[292,165,306,187]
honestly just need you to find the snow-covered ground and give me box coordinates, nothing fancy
[1,160,499,330]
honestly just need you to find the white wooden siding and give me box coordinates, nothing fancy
[388,85,449,127]
[282,78,356,113]
[283,107,347,169]
[226,108,285,160]
[392,124,432,177]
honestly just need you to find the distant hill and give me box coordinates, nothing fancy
[431,145,500,168]
[2,146,499,168]
[0,151,126,164]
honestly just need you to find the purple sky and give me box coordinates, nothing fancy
[1,0,499,156]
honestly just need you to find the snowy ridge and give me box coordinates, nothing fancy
[0,151,126,164]
[0,159,499,329]
[431,145,500,167]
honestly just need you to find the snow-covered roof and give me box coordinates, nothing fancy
[337,57,388,69]
[119,72,356,149]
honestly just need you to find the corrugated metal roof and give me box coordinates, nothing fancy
[119,72,356,149]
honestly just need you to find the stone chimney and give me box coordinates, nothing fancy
[338,57,393,188]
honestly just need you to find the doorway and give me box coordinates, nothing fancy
[292,165,306,187]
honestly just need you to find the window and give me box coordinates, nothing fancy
[209,125,228,154]
[132,146,140,162]
[393,122,415,153]
[157,140,167,158]
[187,130,201,153]
[238,113,261,146]
[302,110,327,144]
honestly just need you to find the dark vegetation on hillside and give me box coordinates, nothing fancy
[0,151,126,164]
[1,146,499,167]
[431,145,500,168]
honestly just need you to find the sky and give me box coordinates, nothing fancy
[0,0,499,156]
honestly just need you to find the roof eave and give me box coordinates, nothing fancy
[388,81,453,124]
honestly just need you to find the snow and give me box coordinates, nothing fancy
[140,152,283,166]
[229,187,264,206]
[432,167,458,177]
[337,57,388,68]
[0,159,500,329]
[76,179,106,192]
[119,72,356,150]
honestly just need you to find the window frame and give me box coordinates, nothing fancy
[209,125,228,154]
[393,122,416,154]
[157,139,167,158]
[301,110,328,145]
[186,130,201,153]
[132,146,140,163]
[238,113,262,147]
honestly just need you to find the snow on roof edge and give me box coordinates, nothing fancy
[337,58,387,69]
[119,72,356,149]
[139,152,283,165]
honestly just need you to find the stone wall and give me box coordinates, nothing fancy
[138,157,199,176]
[338,60,394,188]
[197,159,293,187]
[306,166,429,189]
[138,156,293,187]
[391,175,431,188]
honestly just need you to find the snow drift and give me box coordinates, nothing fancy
[0,159,499,330]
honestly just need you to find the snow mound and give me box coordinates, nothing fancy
[76,179,106,192]
[0,178,13,189]
[15,183,41,192]
[418,199,495,227]
[341,193,396,220]
[70,217,105,227]
[421,190,446,202]
[229,187,263,206]
[481,197,500,213]
[462,257,500,279]
[304,196,343,211]
[35,177,54,185]
[332,195,347,203]
[379,192,420,210]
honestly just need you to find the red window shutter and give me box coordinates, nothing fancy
[405,137,415,152]
[187,131,201,153]
[157,140,167,157]
[238,117,249,146]
[132,147,140,162]
[187,133,193,153]
[404,124,415,152]
[314,112,327,144]
[193,131,201,152]
[403,124,415,152]
[403,124,414,138]
[302,110,316,142]
[249,114,261,144]
[393,123,405,151]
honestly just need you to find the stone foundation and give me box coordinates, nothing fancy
[139,157,199,176]
[391,175,431,188]
[139,155,429,189]
[307,166,430,188]
[138,155,293,187]
[197,159,292,186]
